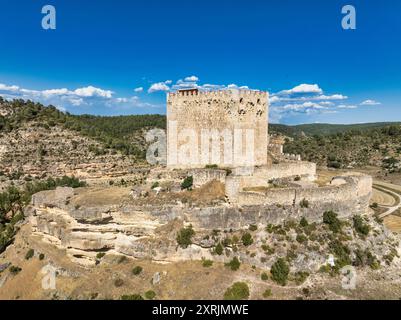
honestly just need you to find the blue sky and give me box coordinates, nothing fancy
[0,0,400,124]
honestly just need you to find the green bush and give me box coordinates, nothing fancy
[96,252,106,260]
[214,242,224,255]
[151,182,160,189]
[145,290,156,300]
[176,225,195,249]
[323,211,342,233]
[223,282,249,300]
[181,176,193,190]
[241,232,253,246]
[293,271,309,285]
[225,257,241,271]
[353,215,370,237]
[9,265,22,275]
[270,258,290,286]
[262,288,272,298]
[299,217,309,227]
[39,253,45,260]
[132,266,143,275]
[296,234,308,244]
[25,249,34,260]
[329,240,351,268]
[261,272,269,281]
[202,258,213,267]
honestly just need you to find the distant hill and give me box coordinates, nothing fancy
[270,122,401,137]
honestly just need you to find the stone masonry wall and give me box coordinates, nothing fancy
[167,89,269,169]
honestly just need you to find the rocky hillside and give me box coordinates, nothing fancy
[0,97,167,190]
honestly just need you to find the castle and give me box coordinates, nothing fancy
[167,89,268,168]
[166,88,373,220]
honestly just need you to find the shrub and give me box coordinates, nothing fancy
[214,242,224,255]
[9,266,22,275]
[248,224,258,232]
[370,202,379,209]
[114,278,124,287]
[353,215,370,237]
[176,225,195,249]
[25,249,34,260]
[132,266,143,275]
[261,272,269,281]
[151,181,159,189]
[39,253,45,260]
[299,198,309,208]
[299,217,309,228]
[294,176,301,181]
[270,258,289,286]
[181,176,193,190]
[145,290,156,300]
[323,211,342,233]
[329,240,351,268]
[262,288,272,298]
[293,271,309,285]
[202,258,213,267]
[96,252,106,260]
[225,257,241,271]
[241,233,253,246]
[223,282,249,300]
[205,164,218,169]
[296,234,308,244]
[121,294,143,300]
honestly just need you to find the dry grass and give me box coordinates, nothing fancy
[71,186,132,207]
[384,214,401,233]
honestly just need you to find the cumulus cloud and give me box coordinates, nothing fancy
[134,87,144,93]
[268,83,365,122]
[0,83,19,92]
[0,81,160,114]
[148,82,170,93]
[73,86,113,98]
[184,75,199,82]
[361,99,381,106]
[279,83,323,95]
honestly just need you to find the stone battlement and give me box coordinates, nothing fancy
[168,88,267,99]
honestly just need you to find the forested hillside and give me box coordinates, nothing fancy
[1,97,400,171]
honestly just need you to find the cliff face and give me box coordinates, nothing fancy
[25,185,400,276]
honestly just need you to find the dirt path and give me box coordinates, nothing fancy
[373,184,401,218]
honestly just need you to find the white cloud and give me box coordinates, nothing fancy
[337,104,358,109]
[0,81,160,114]
[279,83,323,95]
[148,82,170,93]
[73,86,113,98]
[184,75,199,82]
[134,87,144,93]
[0,83,19,92]
[361,99,381,106]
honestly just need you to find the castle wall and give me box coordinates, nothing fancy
[167,90,268,169]
[225,161,317,202]
[188,168,227,187]
[235,175,372,218]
